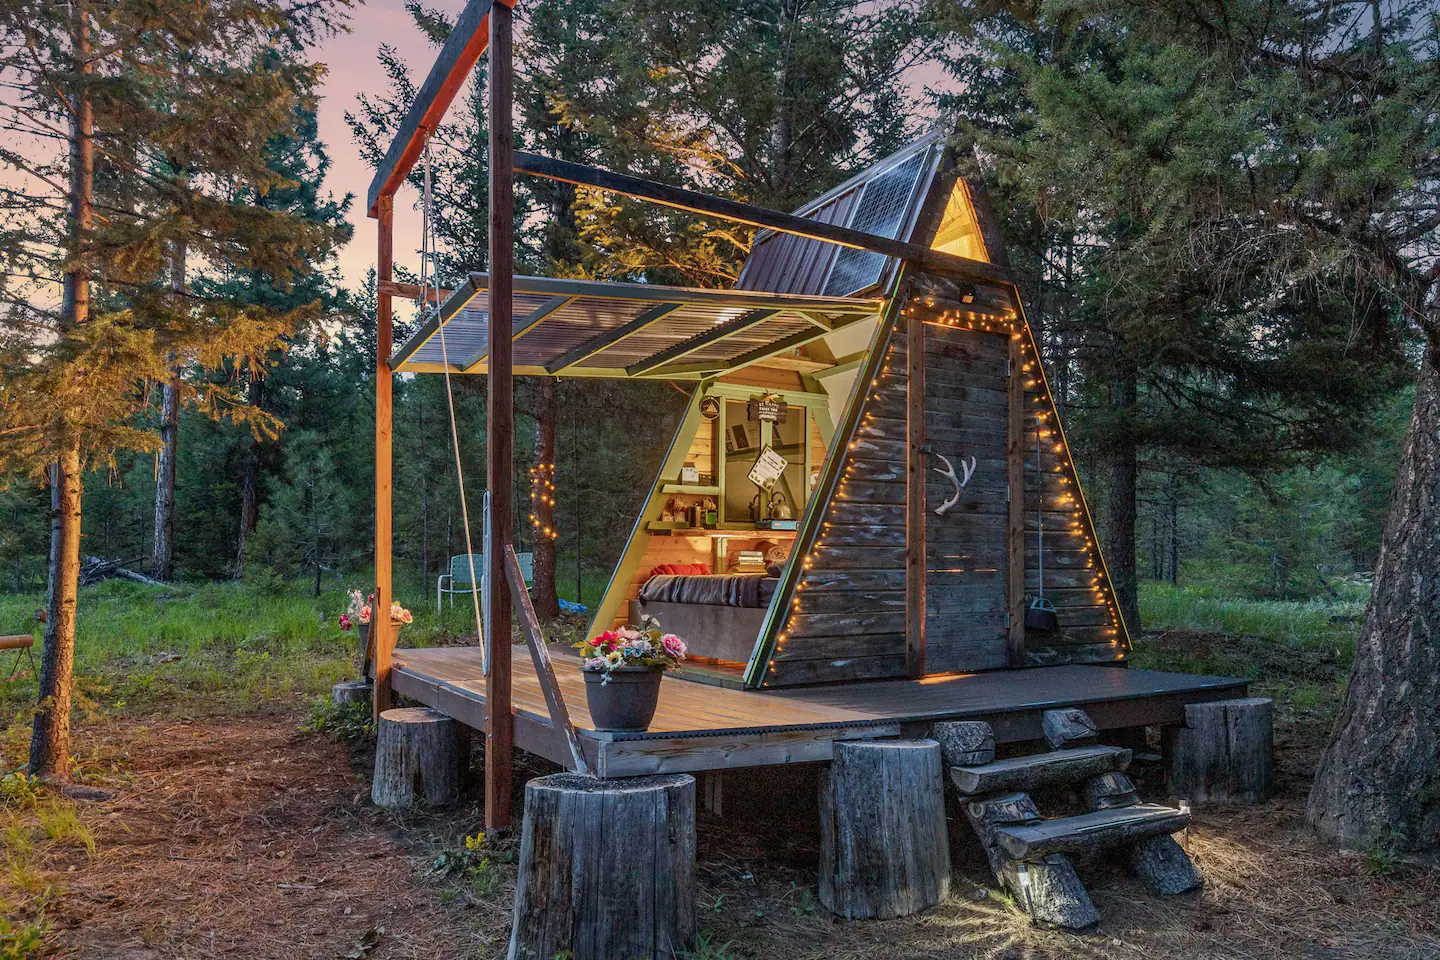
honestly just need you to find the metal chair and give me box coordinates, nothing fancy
[437,552,533,611]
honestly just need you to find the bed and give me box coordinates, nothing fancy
[631,568,780,664]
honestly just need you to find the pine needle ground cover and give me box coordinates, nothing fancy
[0,580,1433,958]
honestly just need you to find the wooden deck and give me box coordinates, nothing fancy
[391,646,1247,778]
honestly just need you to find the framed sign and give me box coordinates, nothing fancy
[746,396,787,423]
[747,447,788,487]
[698,396,721,420]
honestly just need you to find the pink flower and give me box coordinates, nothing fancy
[662,634,687,659]
[358,604,372,624]
[618,627,641,641]
[338,614,352,632]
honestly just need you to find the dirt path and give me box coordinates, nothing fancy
[43,715,502,960]
[20,710,1440,960]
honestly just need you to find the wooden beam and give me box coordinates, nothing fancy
[514,152,1012,287]
[366,0,500,216]
[1007,335,1026,667]
[642,313,866,379]
[373,195,395,718]
[462,294,574,372]
[483,0,514,831]
[544,301,684,374]
[378,279,454,302]
[905,302,926,679]
[505,545,589,775]
[626,308,780,376]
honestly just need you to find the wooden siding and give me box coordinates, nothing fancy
[766,333,911,686]
[919,325,1011,672]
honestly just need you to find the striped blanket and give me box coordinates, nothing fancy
[639,574,777,609]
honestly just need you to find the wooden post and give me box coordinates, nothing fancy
[484,0,515,830]
[904,302,926,678]
[818,739,950,919]
[373,194,395,719]
[508,773,697,960]
[1006,334,1025,666]
[372,707,465,808]
[1166,697,1274,804]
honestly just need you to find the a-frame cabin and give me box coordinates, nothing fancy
[383,132,1244,778]
[587,134,1129,689]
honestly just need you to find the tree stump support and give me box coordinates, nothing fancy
[962,792,1099,928]
[1080,771,1202,894]
[371,707,464,809]
[508,773,696,960]
[331,679,371,706]
[818,739,951,919]
[1166,698,1274,803]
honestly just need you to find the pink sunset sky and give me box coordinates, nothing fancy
[317,1,956,293]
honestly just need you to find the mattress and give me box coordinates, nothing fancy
[638,573,778,609]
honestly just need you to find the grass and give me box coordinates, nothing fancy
[1132,581,1363,681]
[0,573,597,719]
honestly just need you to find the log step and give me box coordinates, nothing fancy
[950,745,1131,795]
[994,803,1189,860]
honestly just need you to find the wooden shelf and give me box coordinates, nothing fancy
[660,483,722,495]
[646,522,798,538]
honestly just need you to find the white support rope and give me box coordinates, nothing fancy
[424,136,489,676]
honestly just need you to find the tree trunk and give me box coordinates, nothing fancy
[234,373,263,577]
[32,445,81,780]
[1106,370,1141,632]
[1307,349,1440,852]
[530,377,559,618]
[152,240,184,581]
[31,4,93,782]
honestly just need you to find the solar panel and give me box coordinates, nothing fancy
[823,148,930,296]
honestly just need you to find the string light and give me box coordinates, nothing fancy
[527,462,558,541]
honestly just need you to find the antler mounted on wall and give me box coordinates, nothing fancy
[932,453,977,516]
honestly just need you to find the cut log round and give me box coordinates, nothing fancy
[962,792,1098,929]
[371,707,463,809]
[1167,698,1273,804]
[508,773,696,960]
[1041,708,1098,750]
[331,679,371,706]
[818,739,950,919]
[931,720,996,766]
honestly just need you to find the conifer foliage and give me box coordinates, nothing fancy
[0,0,353,778]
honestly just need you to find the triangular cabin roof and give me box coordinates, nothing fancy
[391,132,1130,689]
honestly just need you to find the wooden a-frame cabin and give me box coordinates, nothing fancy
[378,129,1246,782]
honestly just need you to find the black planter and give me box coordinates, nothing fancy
[583,665,664,731]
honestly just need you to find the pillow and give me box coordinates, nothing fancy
[765,563,785,578]
[648,563,711,578]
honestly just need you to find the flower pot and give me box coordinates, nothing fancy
[583,665,664,732]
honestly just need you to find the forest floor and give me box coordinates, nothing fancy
[0,580,1436,959]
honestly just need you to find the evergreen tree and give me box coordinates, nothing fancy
[0,0,352,779]
[943,0,1438,850]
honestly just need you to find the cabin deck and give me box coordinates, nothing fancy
[391,646,1248,778]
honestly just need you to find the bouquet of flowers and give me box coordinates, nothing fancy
[574,615,686,680]
[338,590,414,631]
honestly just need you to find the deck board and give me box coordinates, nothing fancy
[391,645,1246,777]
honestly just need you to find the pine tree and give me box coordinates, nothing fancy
[948,0,1438,850]
[0,0,352,779]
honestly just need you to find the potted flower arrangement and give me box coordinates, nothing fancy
[339,589,414,670]
[573,616,686,731]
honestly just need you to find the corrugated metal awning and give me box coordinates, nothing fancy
[391,273,883,378]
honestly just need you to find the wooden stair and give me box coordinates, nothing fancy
[950,745,1131,795]
[993,802,1189,859]
[934,709,1201,930]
